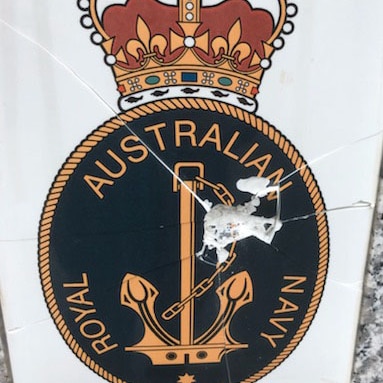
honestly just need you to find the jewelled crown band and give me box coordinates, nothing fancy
[78,0,297,111]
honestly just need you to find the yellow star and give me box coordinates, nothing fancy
[177,373,196,383]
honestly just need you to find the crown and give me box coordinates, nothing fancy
[78,0,297,112]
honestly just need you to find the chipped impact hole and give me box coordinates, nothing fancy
[196,177,282,264]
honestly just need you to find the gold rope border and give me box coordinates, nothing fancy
[38,98,329,383]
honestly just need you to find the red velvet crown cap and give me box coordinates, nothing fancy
[102,0,274,71]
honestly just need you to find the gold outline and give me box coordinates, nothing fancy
[38,99,329,383]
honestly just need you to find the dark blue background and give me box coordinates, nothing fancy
[46,109,326,383]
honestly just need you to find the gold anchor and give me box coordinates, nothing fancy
[120,162,253,365]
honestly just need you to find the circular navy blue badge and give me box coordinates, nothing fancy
[39,102,329,383]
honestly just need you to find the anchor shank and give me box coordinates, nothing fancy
[179,180,196,346]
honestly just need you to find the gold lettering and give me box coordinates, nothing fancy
[69,307,96,323]
[260,275,306,348]
[175,120,197,147]
[278,181,293,194]
[281,276,307,294]
[198,123,222,151]
[269,317,294,333]
[274,297,299,314]
[64,274,117,354]
[63,273,89,288]
[239,142,259,164]
[244,154,272,177]
[66,288,94,306]
[120,135,149,163]
[95,149,127,178]
[79,319,106,339]
[267,167,286,185]
[91,334,118,355]
[222,131,241,160]
[83,175,114,199]
[267,168,293,200]
[144,122,166,151]
[260,332,284,348]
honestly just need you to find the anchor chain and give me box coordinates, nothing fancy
[162,176,236,321]
[195,176,235,206]
[162,243,237,320]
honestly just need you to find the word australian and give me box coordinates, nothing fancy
[84,119,293,199]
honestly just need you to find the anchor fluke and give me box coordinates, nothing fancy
[121,273,158,306]
[218,270,253,305]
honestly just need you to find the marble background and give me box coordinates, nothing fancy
[351,180,383,383]
[0,184,382,383]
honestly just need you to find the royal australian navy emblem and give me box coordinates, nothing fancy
[38,1,329,382]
